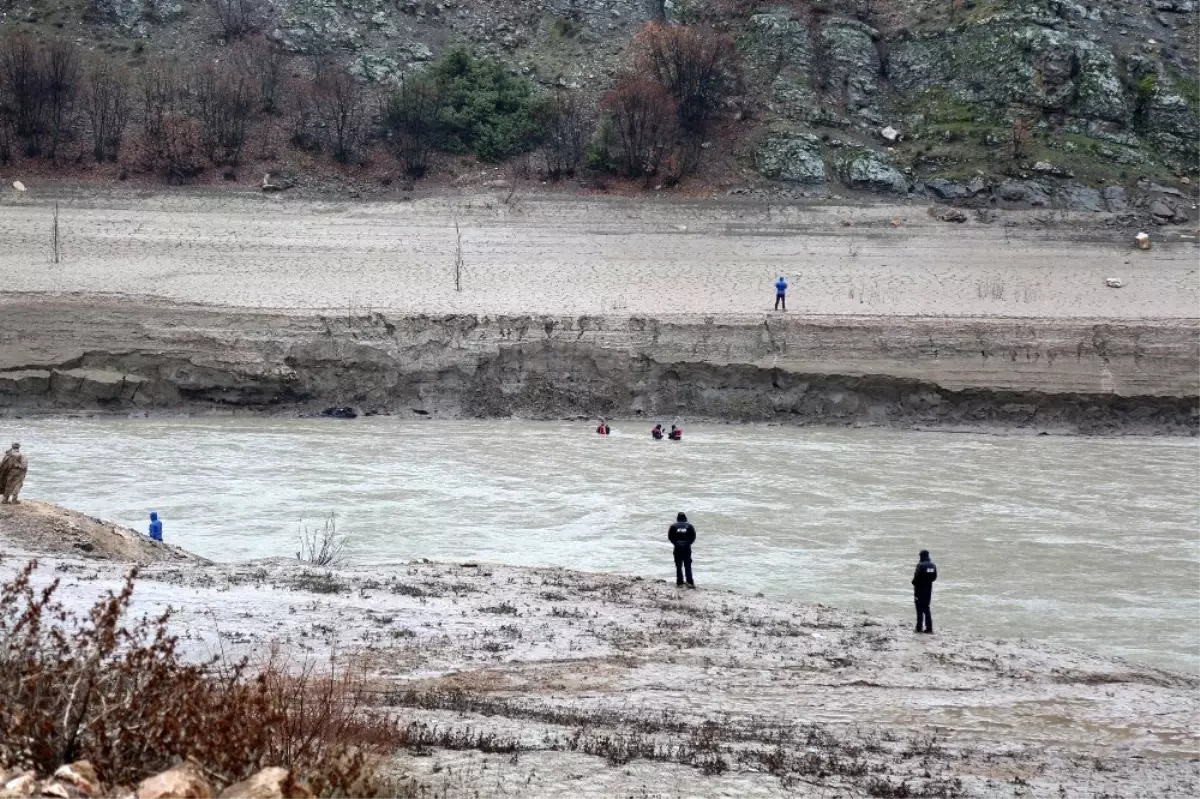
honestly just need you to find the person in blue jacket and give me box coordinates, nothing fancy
[774,276,788,311]
[148,511,163,542]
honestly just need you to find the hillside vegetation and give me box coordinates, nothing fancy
[0,0,1196,211]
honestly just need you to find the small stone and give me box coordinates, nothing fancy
[217,768,311,799]
[1105,278,1123,288]
[0,774,36,799]
[53,763,100,797]
[136,764,213,799]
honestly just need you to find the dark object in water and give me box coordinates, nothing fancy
[321,406,358,419]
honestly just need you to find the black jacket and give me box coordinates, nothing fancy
[668,522,696,548]
[912,558,938,602]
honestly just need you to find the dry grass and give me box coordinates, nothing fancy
[0,561,409,796]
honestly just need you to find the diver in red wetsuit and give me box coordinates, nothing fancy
[651,424,664,440]
[596,418,610,435]
[668,424,682,441]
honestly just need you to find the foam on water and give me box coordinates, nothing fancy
[7,417,1199,671]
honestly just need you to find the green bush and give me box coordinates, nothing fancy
[429,47,546,161]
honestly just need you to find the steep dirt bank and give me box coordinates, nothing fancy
[0,296,1196,434]
[0,500,203,563]
[0,503,1196,798]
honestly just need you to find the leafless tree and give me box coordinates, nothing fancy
[600,76,677,178]
[84,61,130,162]
[138,61,203,181]
[0,32,48,156]
[633,22,738,136]
[381,72,440,177]
[285,76,320,151]
[209,0,261,41]
[231,36,286,113]
[194,62,255,165]
[542,90,592,179]
[313,67,366,164]
[41,39,80,160]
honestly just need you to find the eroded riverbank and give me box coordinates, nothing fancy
[0,502,1196,798]
[1,297,1197,434]
[1,191,1198,434]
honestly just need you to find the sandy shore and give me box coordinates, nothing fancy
[1,501,1197,797]
[0,190,1197,319]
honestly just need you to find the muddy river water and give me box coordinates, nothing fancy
[7,418,1198,672]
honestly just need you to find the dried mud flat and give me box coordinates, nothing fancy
[0,189,1198,433]
[1,505,1196,798]
[0,189,1197,319]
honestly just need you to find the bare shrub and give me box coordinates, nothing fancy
[138,61,203,181]
[42,39,81,160]
[381,72,440,177]
[285,76,321,151]
[0,35,81,160]
[0,117,12,163]
[541,90,592,179]
[297,513,346,567]
[209,0,261,41]
[632,22,738,136]
[231,35,286,114]
[0,561,404,794]
[0,32,48,156]
[84,60,130,162]
[312,66,367,164]
[194,61,255,165]
[600,76,677,178]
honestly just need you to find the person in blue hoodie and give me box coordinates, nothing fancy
[774,276,788,311]
[148,511,163,542]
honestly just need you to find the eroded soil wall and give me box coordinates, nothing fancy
[1,299,1196,434]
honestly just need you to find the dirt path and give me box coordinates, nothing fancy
[1,190,1196,319]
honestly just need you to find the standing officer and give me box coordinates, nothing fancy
[668,512,697,588]
[912,549,938,634]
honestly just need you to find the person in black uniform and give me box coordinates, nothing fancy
[668,512,697,588]
[912,549,938,634]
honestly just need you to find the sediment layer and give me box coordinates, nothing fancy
[2,297,1196,434]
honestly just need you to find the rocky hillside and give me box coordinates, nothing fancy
[1,0,1196,210]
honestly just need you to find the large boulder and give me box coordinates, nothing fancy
[925,179,970,200]
[755,134,827,184]
[835,149,908,194]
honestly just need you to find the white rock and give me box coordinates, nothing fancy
[880,125,899,142]
[12,180,25,192]
[1135,232,1151,249]
[1105,278,1123,288]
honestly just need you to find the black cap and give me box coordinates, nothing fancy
[677,512,687,522]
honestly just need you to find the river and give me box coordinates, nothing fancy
[5,417,1198,672]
